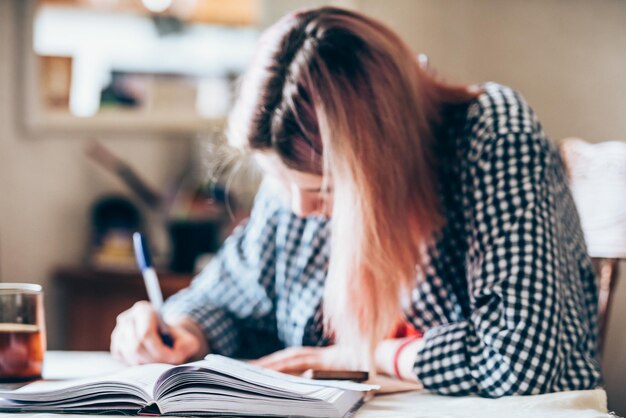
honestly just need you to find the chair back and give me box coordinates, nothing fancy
[560,138,626,354]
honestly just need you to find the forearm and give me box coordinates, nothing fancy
[162,295,241,357]
[407,319,558,397]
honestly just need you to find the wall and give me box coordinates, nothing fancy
[357,0,626,141]
[0,1,195,348]
[1,0,624,413]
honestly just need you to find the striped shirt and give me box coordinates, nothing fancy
[163,83,601,397]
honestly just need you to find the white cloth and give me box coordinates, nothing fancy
[357,388,609,418]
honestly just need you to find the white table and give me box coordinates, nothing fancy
[3,351,611,418]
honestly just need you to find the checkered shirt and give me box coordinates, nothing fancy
[163,83,601,397]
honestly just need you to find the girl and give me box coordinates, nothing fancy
[111,6,600,397]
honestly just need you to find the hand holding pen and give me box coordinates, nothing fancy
[109,234,205,365]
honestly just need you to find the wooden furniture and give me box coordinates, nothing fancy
[53,267,192,351]
[560,138,626,354]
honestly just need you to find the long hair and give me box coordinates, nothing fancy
[228,7,479,367]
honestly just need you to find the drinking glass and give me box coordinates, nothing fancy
[0,284,46,382]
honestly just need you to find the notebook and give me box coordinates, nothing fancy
[0,354,378,417]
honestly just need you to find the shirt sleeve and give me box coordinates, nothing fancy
[412,103,598,396]
[162,181,281,357]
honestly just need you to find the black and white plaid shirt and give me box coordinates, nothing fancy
[164,83,601,397]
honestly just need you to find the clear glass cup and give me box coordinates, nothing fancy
[0,284,46,382]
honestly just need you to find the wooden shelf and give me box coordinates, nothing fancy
[53,266,192,351]
[27,110,226,134]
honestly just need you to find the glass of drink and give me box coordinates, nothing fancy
[0,284,46,382]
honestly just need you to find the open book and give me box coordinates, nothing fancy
[0,354,378,417]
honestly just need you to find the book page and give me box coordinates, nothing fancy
[209,355,380,392]
[43,351,127,380]
[0,357,377,417]
[151,353,380,417]
[155,355,378,401]
[0,363,171,403]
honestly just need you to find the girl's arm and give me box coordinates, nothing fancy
[162,181,283,359]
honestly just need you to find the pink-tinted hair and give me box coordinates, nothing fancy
[228,6,479,367]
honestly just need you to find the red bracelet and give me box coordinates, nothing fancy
[392,335,421,380]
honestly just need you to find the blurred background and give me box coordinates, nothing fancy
[0,0,624,413]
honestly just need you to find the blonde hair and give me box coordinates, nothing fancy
[228,7,479,367]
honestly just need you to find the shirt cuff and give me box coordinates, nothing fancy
[412,321,477,395]
[163,298,240,357]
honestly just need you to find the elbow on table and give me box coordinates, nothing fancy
[475,346,600,397]
[479,354,599,398]
[476,357,558,398]
[477,375,543,398]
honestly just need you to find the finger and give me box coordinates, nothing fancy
[262,355,321,373]
[252,347,315,367]
[130,315,174,364]
[132,300,154,313]
[111,317,137,364]
[111,309,133,359]
[121,330,163,365]
[138,326,198,365]
[114,325,142,365]
[110,327,123,361]
[139,329,174,362]
[128,342,156,365]
[111,303,159,365]
[133,303,159,336]
[252,349,320,372]
[167,328,199,363]
[251,352,294,368]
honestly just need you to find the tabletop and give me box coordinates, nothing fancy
[1,351,611,418]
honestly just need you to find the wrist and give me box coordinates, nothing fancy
[375,337,423,383]
[167,316,210,360]
[395,338,423,382]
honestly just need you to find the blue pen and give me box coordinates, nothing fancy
[132,232,174,348]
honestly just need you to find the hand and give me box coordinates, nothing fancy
[250,345,358,374]
[110,301,205,365]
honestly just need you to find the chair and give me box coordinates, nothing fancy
[559,138,626,355]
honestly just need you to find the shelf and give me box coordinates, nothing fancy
[53,266,193,350]
[27,109,226,134]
